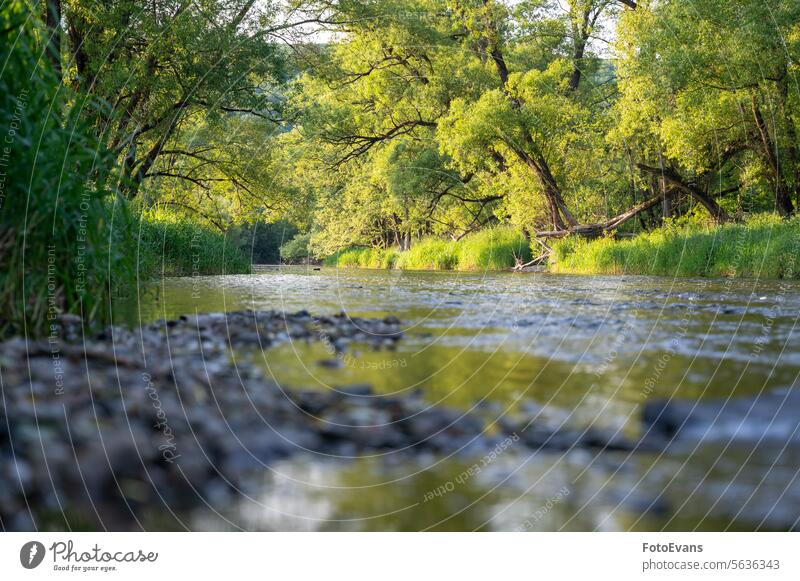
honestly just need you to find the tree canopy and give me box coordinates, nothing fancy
[30,0,800,250]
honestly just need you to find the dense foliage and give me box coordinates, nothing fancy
[280,232,313,263]
[238,219,299,264]
[35,0,800,245]
[0,1,134,336]
[280,0,800,255]
[3,0,800,339]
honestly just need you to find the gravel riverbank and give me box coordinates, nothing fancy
[0,309,718,529]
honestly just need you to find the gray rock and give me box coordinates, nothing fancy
[643,389,800,445]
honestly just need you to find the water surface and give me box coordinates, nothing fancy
[118,266,800,530]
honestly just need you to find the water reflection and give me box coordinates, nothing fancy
[190,441,798,531]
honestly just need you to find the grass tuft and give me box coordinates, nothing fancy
[395,239,459,270]
[324,247,399,269]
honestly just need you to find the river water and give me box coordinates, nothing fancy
[118,266,800,531]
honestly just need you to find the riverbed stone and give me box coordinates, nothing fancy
[642,388,800,446]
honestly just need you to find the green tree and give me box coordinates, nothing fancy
[614,0,800,220]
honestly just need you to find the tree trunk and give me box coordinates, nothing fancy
[403,206,411,250]
[44,0,61,78]
[777,76,800,211]
[637,164,730,223]
[121,111,181,198]
[751,93,794,216]
[656,152,672,220]
[477,4,576,231]
[489,45,509,86]
[65,10,91,91]
[662,186,673,220]
[507,137,577,230]
[568,42,586,93]
[567,7,591,93]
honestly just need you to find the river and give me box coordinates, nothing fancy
[117,266,800,531]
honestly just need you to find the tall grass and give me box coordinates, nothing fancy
[137,209,251,277]
[323,246,400,269]
[456,227,532,270]
[550,214,800,279]
[1,2,135,337]
[395,238,459,270]
[325,226,531,271]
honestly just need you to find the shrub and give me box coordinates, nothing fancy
[280,233,312,263]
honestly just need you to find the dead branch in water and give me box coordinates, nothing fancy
[513,238,552,271]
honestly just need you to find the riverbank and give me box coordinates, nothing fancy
[5,306,796,531]
[323,226,531,271]
[550,215,800,279]
[323,215,800,280]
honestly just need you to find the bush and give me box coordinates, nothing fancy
[0,2,134,337]
[280,233,313,263]
[136,209,251,277]
[550,214,800,279]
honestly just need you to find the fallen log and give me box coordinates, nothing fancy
[536,190,666,239]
